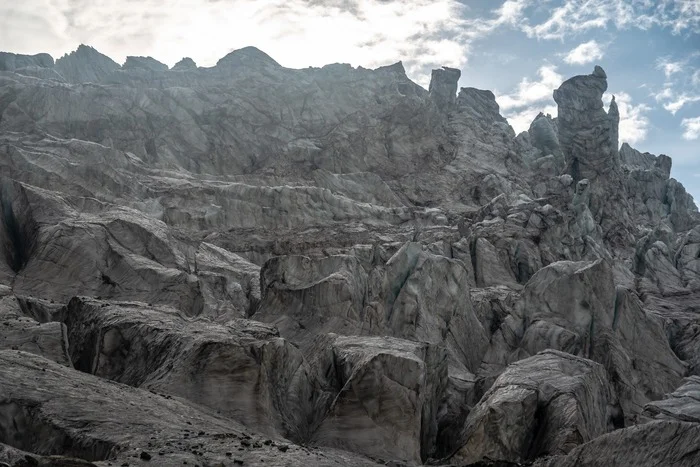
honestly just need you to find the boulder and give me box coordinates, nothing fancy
[453,350,616,464]
[481,260,685,422]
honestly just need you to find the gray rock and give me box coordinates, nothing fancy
[195,242,261,319]
[54,45,120,83]
[0,350,382,466]
[0,295,71,366]
[429,67,460,111]
[63,297,319,441]
[453,350,616,464]
[644,376,700,423]
[382,243,488,373]
[554,66,618,183]
[528,113,561,160]
[0,52,53,71]
[172,57,197,70]
[122,56,169,72]
[312,335,447,463]
[534,420,700,467]
[216,46,281,69]
[481,259,684,422]
[1,43,700,466]
[457,87,508,124]
[254,254,369,346]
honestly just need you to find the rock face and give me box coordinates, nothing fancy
[313,336,447,463]
[1,46,700,467]
[54,44,120,83]
[0,52,53,71]
[534,420,700,467]
[122,56,169,72]
[63,297,320,441]
[644,376,700,423]
[0,350,382,466]
[554,66,618,183]
[0,292,70,366]
[172,57,197,70]
[429,66,460,111]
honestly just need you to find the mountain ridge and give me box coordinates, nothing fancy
[0,44,699,466]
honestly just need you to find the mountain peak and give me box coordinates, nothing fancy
[215,46,280,69]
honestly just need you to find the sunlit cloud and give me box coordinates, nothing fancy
[563,40,605,66]
[682,116,700,140]
[603,92,651,146]
[496,64,563,133]
[521,0,700,40]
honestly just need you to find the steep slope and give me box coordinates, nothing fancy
[0,45,699,467]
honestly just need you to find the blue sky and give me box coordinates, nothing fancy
[1,0,698,201]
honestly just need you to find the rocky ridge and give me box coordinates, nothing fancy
[0,45,699,466]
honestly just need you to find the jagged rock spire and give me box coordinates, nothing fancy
[429,66,460,112]
[553,65,619,182]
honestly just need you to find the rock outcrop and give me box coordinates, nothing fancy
[0,52,53,71]
[535,420,700,467]
[554,66,619,183]
[54,44,120,83]
[453,350,616,464]
[429,66,461,112]
[0,350,382,466]
[63,297,320,441]
[313,335,447,463]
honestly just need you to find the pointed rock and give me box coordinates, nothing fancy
[54,44,120,83]
[429,66,460,112]
[172,57,197,71]
[553,65,619,182]
[457,87,508,124]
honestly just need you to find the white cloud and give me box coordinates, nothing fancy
[521,0,700,40]
[652,54,700,115]
[495,64,563,133]
[657,58,685,79]
[505,105,558,134]
[603,92,650,145]
[682,116,700,140]
[498,65,564,110]
[654,86,675,104]
[563,40,605,65]
[663,94,700,114]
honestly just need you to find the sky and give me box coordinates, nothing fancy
[1,0,699,200]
